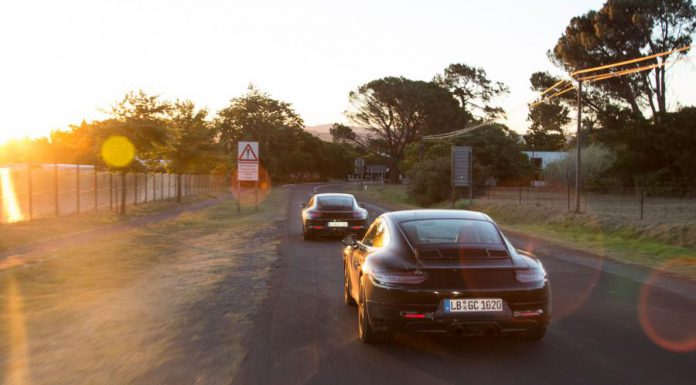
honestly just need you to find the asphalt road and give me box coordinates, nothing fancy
[233,184,696,385]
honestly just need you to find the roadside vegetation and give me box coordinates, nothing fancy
[355,184,696,280]
[0,189,287,384]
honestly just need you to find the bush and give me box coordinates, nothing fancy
[543,144,616,191]
[406,157,451,206]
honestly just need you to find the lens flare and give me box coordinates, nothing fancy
[638,258,696,353]
[100,136,135,168]
[0,168,24,223]
[230,165,272,206]
[5,278,30,385]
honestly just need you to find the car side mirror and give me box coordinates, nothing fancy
[342,234,358,248]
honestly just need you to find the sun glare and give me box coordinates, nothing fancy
[0,168,24,224]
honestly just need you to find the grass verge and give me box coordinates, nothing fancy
[0,188,288,385]
[0,191,225,253]
[355,184,696,280]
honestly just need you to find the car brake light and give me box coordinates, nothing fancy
[370,271,427,285]
[515,268,546,283]
[513,309,544,318]
[401,312,427,319]
[303,210,320,219]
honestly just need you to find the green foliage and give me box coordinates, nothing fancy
[406,157,452,206]
[543,144,616,191]
[551,0,696,117]
[524,102,569,151]
[403,124,532,205]
[434,63,509,120]
[347,76,467,182]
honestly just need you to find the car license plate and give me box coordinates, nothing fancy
[328,221,348,228]
[445,298,503,313]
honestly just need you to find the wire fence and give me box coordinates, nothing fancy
[0,164,226,224]
[478,186,696,224]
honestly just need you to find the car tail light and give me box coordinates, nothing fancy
[401,312,426,319]
[370,271,427,285]
[303,210,320,219]
[515,267,546,283]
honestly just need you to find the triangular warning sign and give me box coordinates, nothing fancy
[239,143,258,161]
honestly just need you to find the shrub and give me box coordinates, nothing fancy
[543,144,616,191]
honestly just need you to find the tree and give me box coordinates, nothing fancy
[551,0,696,119]
[347,77,466,183]
[329,123,356,143]
[215,86,309,181]
[434,63,509,121]
[524,102,569,151]
[100,90,171,214]
[162,100,219,202]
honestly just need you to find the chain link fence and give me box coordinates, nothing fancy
[479,186,696,223]
[0,164,225,224]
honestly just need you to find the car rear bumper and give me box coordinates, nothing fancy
[364,279,550,335]
[304,221,367,237]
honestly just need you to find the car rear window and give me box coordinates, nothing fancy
[399,219,502,245]
[317,197,354,210]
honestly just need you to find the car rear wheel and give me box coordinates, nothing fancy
[520,326,547,341]
[358,280,392,343]
[344,262,356,306]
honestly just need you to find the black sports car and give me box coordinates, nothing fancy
[301,193,369,240]
[342,209,550,343]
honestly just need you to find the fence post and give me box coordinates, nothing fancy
[94,164,98,212]
[54,158,59,216]
[76,164,80,214]
[134,172,138,206]
[143,174,148,204]
[640,188,644,220]
[28,162,33,220]
[109,173,113,211]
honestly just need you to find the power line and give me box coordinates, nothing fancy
[571,45,691,77]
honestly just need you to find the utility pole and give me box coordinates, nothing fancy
[575,80,583,213]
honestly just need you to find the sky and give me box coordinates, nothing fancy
[1,0,695,144]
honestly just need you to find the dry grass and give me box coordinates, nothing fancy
[0,189,288,385]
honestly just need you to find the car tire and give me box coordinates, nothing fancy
[520,326,547,341]
[344,262,357,306]
[358,280,392,343]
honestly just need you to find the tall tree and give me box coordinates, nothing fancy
[215,86,306,180]
[524,102,570,151]
[347,76,465,183]
[100,90,171,214]
[551,0,696,119]
[524,72,571,151]
[434,63,509,121]
[162,100,218,202]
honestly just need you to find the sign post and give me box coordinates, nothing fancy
[354,158,365,189]
[237,141,259,212]
[451,146,473,208]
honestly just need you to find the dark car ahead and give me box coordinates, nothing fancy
[301,193,368,240]
[342,209,550,343]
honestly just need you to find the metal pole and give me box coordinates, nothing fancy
[575,80,583,213]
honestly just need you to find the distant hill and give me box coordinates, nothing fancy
[304,124,368,143]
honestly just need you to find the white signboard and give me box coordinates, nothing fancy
[237,141,259,181]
